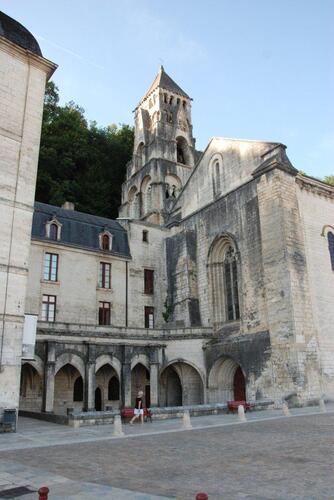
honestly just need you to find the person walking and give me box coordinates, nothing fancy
[129,390,144,425]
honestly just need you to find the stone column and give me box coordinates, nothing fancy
[84,362,96,411]
[43,342,55,413]
[84,343,96,411]
[150,362,159,407]
[121,362,132,407]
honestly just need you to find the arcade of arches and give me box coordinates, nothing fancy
[19,347,246,415]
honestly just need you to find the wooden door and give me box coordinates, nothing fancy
[233,367,246,401]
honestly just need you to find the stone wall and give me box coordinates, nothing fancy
[0,36,55,417]
[297,177,334,398]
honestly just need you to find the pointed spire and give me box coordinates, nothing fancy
[136,66,190,108]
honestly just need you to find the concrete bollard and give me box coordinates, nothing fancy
[319,398,327,413]
[238,404,247,423]
[38,487,49,500]
[282,402,291,417]
[113,414,124,437]
[196,493,208,500]
[182,410,192,430]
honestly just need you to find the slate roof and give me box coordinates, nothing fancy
[138,66,190,107]
[0,11,42,56]
[32,202,131,258]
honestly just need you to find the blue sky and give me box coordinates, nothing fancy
[1,0,333,177]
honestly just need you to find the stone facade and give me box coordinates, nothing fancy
[0,13,56,421]
[0,26,332,422]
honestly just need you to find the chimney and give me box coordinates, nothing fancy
[62,201,75,211]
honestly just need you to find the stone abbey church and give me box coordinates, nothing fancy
[1,12,334,425]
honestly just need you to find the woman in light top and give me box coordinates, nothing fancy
[129,390,144,425]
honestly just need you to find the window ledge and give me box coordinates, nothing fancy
[96,287,113,292]
[41,280,60,285]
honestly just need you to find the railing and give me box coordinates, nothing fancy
[37,321,213,340]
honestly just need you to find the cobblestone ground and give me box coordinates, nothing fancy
[0,411,333,499]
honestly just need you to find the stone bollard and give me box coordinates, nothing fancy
[38,487,49,500]
[238,404,247,423]
[319,398,327,413]
[113,415,124,437]
[196,493,208,500]
[182,410,192,430]
[282,402,291,417]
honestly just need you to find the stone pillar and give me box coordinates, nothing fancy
[84,343,96,411]
[43,342,55,413]
[121,362,132,407]
[150,362,159,407]
[85,362,96,411]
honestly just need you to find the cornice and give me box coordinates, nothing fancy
[0,35,57,78]
[296,174,334,201]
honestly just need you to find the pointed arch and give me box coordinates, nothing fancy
[208,356,246,403]
[131,354,150,371]
[95,354,121,379]
[55,352,85,379]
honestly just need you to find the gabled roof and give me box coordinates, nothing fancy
[137,66,190,107]
[0,11,42,56]
[32,202,131,258]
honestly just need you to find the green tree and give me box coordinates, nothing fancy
[324,175,334,186]
[36,82,134,218]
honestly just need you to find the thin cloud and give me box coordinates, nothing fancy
[35,34,105,70]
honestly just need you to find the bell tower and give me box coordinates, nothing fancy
[119,66,197,224]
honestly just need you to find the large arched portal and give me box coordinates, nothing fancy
[54,364,83,415]
[20,363,43,412]
[95,363,120,410]
[160,362,204,406]
[208,357,246,403]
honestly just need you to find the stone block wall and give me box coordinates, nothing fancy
[0,37,55,416]
[26,241,128,326]
[297,178,334,398]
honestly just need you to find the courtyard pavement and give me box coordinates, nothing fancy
[0,404,333,499]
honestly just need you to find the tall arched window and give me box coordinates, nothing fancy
[128,186,138,218]
[223,246,240,321]
[214,161,221,195]
[208,237,240,329]
[210,154,223,197]
[136,142,145,170]
[328,232,334,270]
[73,376,83,402]
[140,176,152,216]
